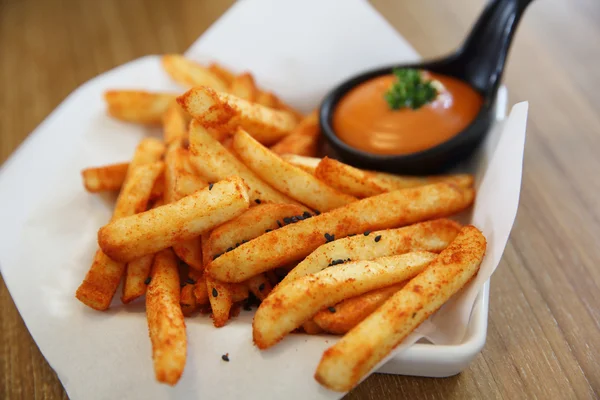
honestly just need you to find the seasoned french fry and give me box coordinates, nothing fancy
[187,119,298,205]
[233,129,356,211]
[229,72,258,101]
[173,237,203,272]
[256,91,278,109]
[104,90,176,125]
[150,173,165,201]
[122,254,155,304]
[280,154,320,175]
[313,283,405,334]
[207,183,474,283]
[302,320,324,335]
[193,274,209,306]
[315,226,486,392]
[280,219,461,287]
[205,277,248,327]
[180,283,198,317]
[98,177,251,262]
[127,138,166,180]
[316,157,474,198]
[162,54,228,91]
[76,162,165,310]
[146,249,186,385]
[208,62,235,86]
[177,86,298,145]
[81,162,129,193]
[253,252,437,349]
[245,274,273,301]
[163,102,188,144]
[271,111,320,156]
[208,203,306,256]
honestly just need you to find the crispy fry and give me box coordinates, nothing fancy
[180,283,198,317]
[233,129,355,211]
[162,54,228,91]
[173,237,203,272]
[280,154,320,175]
[104,90,176,125]
[193,274,209,306]
[280,219,461,287]
[177,86,298,145]
[163,101,188,144]
[150,173,165,201]
[127,138,166,180]
[245,274,273,301]
[302,320,324,335]
[253,252,437,349]
[208,203,306,255]
[229,72,258,101]
[208,62,236,86]
[205,277,248,327]
[256,91,278,108]
[146,249,186,385]
[207,183,474,283]
[313,283,405,334]
[315,226,486,391]
[316,157,474,198]
[122,254,155,304]
[271,111,319,156]
[98,177,251,262]
[76,162,165,310]
[187,119,298,205]
[81,162,129,193]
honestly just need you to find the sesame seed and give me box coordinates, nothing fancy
[212,288,218,297]
[277,220,283,227]
[255,199,261,204]
[259,283,265,291]
[209,183,214,190]
[302,211,312,219]
[374,235,382,242]
[283,217,292,224]
[364,230,371,236]
[291,216,298,223]
[185,277,195,285]
[221,353,230,362]
[144,277,151,285]
[328,307,336,313]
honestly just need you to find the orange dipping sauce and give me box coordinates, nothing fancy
[333,73,483,155]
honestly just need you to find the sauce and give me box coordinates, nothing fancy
[333,73,483,155]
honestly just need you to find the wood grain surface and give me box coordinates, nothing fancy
[1,0,599,399]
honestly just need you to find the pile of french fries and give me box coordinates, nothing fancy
[76,55,486,391]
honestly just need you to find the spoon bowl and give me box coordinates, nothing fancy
[319,0,533,174]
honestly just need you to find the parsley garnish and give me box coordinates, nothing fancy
[384,68,438,110]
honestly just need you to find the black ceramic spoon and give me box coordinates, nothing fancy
[319,0,534,174]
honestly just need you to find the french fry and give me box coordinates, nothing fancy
[177,86,298,145]
[208,62,236,86]
[146,249,186,385]
[207,183,474,283]
[205,277,248,327]
[127,138,166,180]
[316,156,474,198]
[163,101,188,144]
[271,111,320,156]
[256,91,278,109]
[229,72,258,101]
[76,162,165,310]
[253,252,437,349]
[280,219,461,287]
[180,283,198,317]
[232,129,356,211]
[104,90,176,125]
[313,283,405,334]
[81,162,129,193]
[122,254,155,304]
[208,203,306,256]
[98,177,251,263]
[280,154,320,175]
[150,173,165,201]
[302,320,324,335]
[193,274,209,306]
[162,54,228,91]
[315,226,486,391]
[187,119,298,205]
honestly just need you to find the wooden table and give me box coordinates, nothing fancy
[1,0,598,398]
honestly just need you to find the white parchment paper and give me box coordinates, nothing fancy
[0,0,527,399]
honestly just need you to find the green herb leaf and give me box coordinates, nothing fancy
[384,68,438,110]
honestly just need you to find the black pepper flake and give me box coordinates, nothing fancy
[302,211,312,219]
[265,229,272,233]
[291,216,299,223]
[226,247,234,252]
[208,183,214,190]
[258,283,265,292]
[213,253,222,261]
[324,233,335,242]
[328,307,336,313]
[255,199,262,204]
[277,220,283,227]
[364,230,371,236]
[144,277,151,285]
[185,277,196,285]
[374,235,382,242]
[283,217,292,224]
[212,288,218,297]
[221,353,230,362]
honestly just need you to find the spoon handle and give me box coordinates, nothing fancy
[450,0,534,96]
